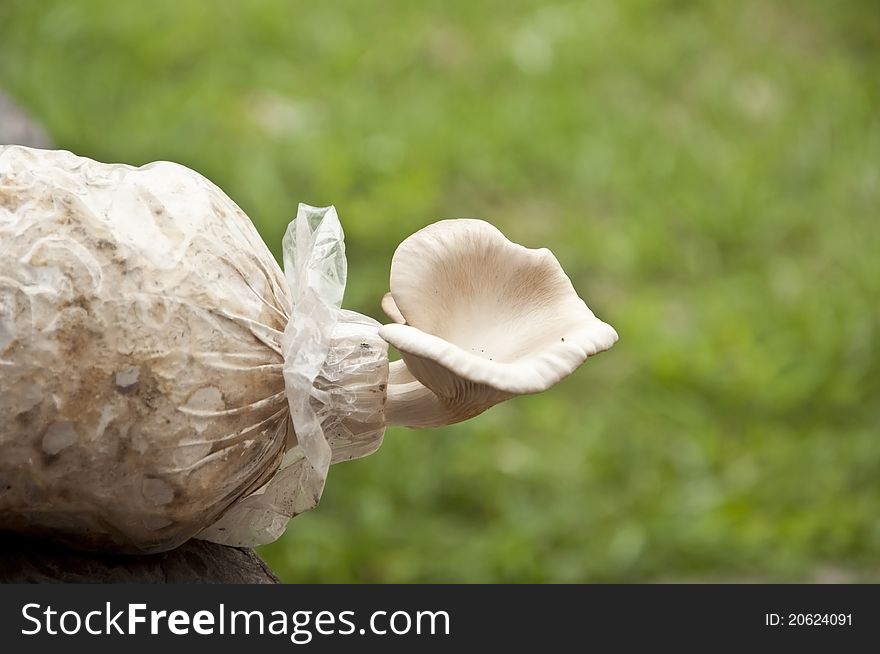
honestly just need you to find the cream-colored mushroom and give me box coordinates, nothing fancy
[379,219,618,428]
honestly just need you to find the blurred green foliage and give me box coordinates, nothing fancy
[1,0,878,582]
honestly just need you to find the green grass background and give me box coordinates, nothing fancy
[1,0,878,582]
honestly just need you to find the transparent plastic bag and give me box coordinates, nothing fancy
[0,146,387,553]
[199,207,389,547]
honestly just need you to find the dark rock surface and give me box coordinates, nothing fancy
[0,91,53,148]
[0,533,280,583]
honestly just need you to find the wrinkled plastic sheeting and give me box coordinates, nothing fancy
[0,146,294,552]
[0,146,388,552]
[198,206,388,547]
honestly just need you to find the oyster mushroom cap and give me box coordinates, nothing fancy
[378,219,618,426]
[381,292,406,324]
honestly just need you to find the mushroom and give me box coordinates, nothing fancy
[378,219,618,428]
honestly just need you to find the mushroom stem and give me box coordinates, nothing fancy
[384,359,493,428]
[384,378,450,429]
[388,359,416,385]
[384,359,442,428]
